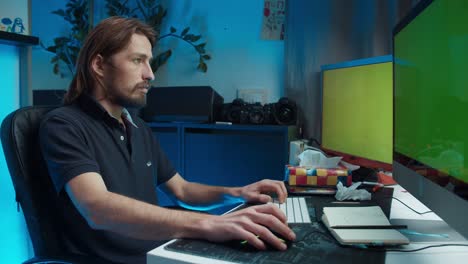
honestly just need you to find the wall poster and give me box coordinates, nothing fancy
[261,0,286,40]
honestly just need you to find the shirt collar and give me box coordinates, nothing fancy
[122,108,138,128]
[77,94,138,128]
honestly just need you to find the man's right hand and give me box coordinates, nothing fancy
[197,203,296,251]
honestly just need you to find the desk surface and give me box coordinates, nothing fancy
[147,185,468,264]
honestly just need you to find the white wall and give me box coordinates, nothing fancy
[31,0,285,103]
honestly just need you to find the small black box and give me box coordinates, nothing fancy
[140,86,224,123]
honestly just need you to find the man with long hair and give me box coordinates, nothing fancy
[39,16,295,263]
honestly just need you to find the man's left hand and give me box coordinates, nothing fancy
[238,179,288,204]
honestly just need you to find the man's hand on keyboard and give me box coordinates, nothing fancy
[199,203,295,251]
[235,179,288,204]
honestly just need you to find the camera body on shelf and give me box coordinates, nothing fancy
[219,97,297,125]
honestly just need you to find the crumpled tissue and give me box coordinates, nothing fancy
[335,182,371,201]
[298,149,342,169]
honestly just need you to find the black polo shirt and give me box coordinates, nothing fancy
[39,94,176,264]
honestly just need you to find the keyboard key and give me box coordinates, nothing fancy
[292,197,303,223]
[286,197,295,223]
[269,197,310,224]
[299,197,311,223]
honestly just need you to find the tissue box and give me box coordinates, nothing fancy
[285,165,352,187]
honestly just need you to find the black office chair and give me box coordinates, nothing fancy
[1,106,114,264]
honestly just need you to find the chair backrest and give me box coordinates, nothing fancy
[1,106,66,257]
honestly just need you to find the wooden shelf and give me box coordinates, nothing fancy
[0,31,39,46]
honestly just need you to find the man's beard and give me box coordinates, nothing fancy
[109,86,147,108]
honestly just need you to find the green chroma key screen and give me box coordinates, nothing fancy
[394,0,468,183]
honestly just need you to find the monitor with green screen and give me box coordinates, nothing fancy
[321,57,393,170]
[393,0,468,238]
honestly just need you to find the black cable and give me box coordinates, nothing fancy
[354,243,468,252]
[386,243,468,252]
[392,197,433,215]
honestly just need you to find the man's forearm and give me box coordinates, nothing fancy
[176,181,242,205]
[88,190,212,240]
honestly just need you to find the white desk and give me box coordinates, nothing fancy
[147,185,468,264]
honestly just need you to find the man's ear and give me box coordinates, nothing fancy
[91,54,105,77]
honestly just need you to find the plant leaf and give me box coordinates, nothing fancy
[195,43,206,53]
[191,34,201,42]
[46,46,57,53]
[197,61,207,72]
[181,27,190,36]
[53,63,59,75]
[183,34,201,42]
[150,49,172,73]
[53,37,70,45]
[51,9,66,17]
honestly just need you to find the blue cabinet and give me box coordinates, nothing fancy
[149,123,290,206]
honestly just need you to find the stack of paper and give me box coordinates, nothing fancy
[322,206,410,246]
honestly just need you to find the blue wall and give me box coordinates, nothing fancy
[0,45,32,263]
[31,0,70,91]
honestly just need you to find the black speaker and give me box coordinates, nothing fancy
[140,86,224,123]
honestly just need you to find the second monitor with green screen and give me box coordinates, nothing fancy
[321,56,393,169]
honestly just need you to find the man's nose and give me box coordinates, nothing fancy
[144,62,155,81]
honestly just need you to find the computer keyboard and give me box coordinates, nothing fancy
[269,197,311,223]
